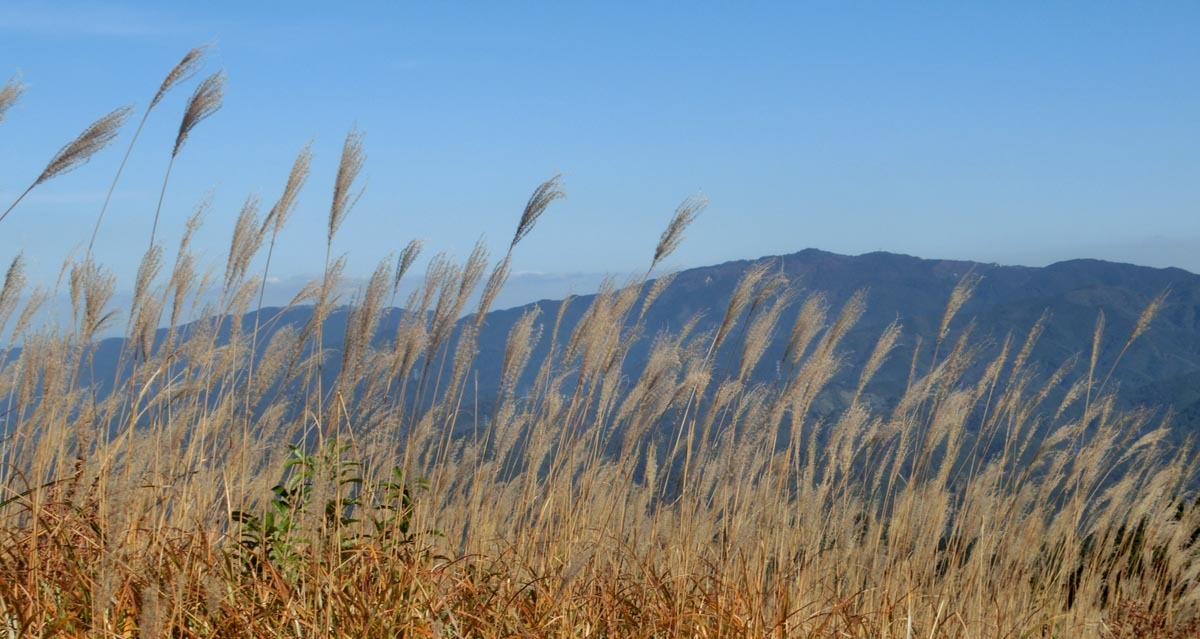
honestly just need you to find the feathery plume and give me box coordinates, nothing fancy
[329,127,366,244]
[476,255,511,325]
[938,272,981,344]
[90,46,208,257]
[0,74,24,124]
[149,71,221,247]
[130,245,163,326]
[224,195,264,292]
[652,195,707,270]
[393,239,423,295]
[639,272,677,322]
[0,254,26,332]
[1099,290,1170,393]
[854,319,903,402]
[784,293,828,366]
[1008,310,1048,388]
[818,289,867,358]
[738,291,793,382]
[80,263,117,343]
[10,289,46,343]
[511,174,565,250]
[712,261,770,357]
[1129,290,1167,344]
[151,46,207,110]
[264,143,313,237]
[341,259,392,383]
[173,71,224,157]
[39,107,133,186]
[1086,310,1106,404]
[1,106,131,225]
[501,307,542,396]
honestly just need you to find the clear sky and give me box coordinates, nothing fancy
[1,1,1198,292]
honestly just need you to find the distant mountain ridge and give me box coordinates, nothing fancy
[24,248,1200,437]
[480,249,1200,425]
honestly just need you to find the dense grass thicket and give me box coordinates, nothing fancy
[1,50,1198,638]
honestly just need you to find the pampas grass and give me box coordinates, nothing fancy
[328,127,366,247]
[1,106,132,225]
[89,46,210,258]
[1,52,1198,639]
[149,70,225,248]
[652,194,707,271]
[512,174,565,250]
[0,74,23,125]
[173,71,225,158]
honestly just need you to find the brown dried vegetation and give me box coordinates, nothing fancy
[0,52,1197,638]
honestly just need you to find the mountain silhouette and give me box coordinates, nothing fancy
[35,249,1200,439]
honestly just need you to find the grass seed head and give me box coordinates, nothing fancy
[265,142,313,237]
[653,194,706,269]
[173,71,224,157]
[329,126,366,243]
[511,174,565,250]
[0,73,25,124]
[37,106,133,186]
[151,46,208,110]
[394,239,424,295]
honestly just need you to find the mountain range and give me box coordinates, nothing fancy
[58,248,1200,439]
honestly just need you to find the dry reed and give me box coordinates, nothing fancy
[0,54,1197,639]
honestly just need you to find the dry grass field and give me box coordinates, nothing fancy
[1,50,1198,638]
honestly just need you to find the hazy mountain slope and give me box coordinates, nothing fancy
[470,249,1200,428]
[36,249,1200,436]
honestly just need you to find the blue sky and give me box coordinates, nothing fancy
[1,1,1198,292]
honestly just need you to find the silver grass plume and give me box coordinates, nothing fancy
[501,307,542,397]
[819,289,867,358]
[225,195,264,293]
[129,245,163,332]
[511,174,565,250]
[10,289,46,343]
[329,127,366,244]
[0,74,24,124]
[712,261,771,358]
[263,143,313,238]
[1099,290,1169,392]
[40,108,133,186]
[784,293,828,366]
[393,239,423,297]
[458,240,489,302]
[149,71,222,248]
[938,272,981,344]
[90,46,208,257]
[639,272,677,322]
[151,46,207,110]
[252,145,313,354]
[1008,310,1049,390]
[477,255,511,326]
[1,106,131,225]
[168,201,208,326]
[738,290,793,383]
[1129,290,1167,345]
[173,71,224,157]
[652,195,707,270]
[0,254,26,332]
[1085,310,1106,410]
[854,319,903,403]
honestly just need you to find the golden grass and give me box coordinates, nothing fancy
[0,51,1197,638]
